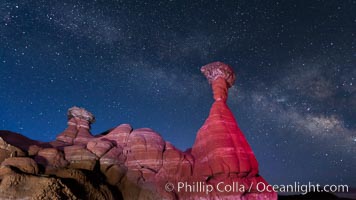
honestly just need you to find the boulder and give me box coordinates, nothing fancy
[1,157,39,174]
[35,148,68,171]
[100,146,125,166]
[87,139,114,158]
[0,137,26,163]
[102,124,133,145]
[126,128,165,173]
[64,145,98,171]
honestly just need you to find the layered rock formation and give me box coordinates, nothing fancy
[0,62,276,200]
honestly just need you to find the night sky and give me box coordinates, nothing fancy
[1,0,355,191]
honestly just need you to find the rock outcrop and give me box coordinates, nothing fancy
[0,62,276,200]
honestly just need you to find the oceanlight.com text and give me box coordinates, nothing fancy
[257,182,349,194]
[164,181,349,195]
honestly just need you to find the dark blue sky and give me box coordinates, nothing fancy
[0,0,355,189]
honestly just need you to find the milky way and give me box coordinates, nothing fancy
[0,0,355,189]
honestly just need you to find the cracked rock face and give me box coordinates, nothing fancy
[0,62,276,200]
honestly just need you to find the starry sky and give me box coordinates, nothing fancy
[0,0,355,191]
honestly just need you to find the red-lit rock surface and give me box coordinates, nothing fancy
[0,62,276,200]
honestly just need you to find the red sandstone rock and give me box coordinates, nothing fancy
[0,62,276,200]
[56,118,78,144]
[190,62,275,199]
[57,106,95,145]
[87,139,114,157]
[160,142,193,180]
[102,123,133,144]
[100,146,125,166]
[64,145,98,170]
[35,148,68,172]
[73,119,94,144]
[126,128,165,172]
[192,62,258,177]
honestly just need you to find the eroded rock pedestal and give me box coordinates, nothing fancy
[0,62,276,200]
